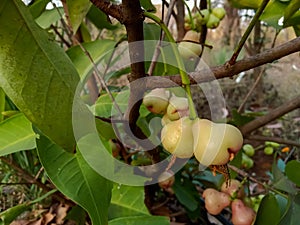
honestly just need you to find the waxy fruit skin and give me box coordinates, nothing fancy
[161,117,194,158]
[231,199,256,225]
[143,88,170,114]
[193,119,243,166]
[166,96,189,121]
[203,188,231,215]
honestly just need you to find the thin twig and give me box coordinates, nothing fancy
[229,0,270,65]
[246,135,300,148]
[240,95,300,135]
[228,164,288,198]
[144,36,300,89]
[237,67,265,113]
[148,0,177,76]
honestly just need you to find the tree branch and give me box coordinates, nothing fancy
[144,36,300,89]
[89,0,123,22]
[240,95,300,135]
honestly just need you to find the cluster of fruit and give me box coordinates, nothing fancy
[143,88,243,167]
[241,141,282,169]
[185,7,226,32]
[203,179,256,225]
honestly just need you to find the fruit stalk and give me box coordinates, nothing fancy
[143,11,198,119]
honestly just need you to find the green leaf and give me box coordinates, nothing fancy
[35,7,65,29]
[271,162,297,195]
[0,88,5,122]
[278,194,300,225]
[231,109,255,126]
[108,215,170,225]
[172,176,199,211]
[29,0,48,19]
[93,90,130,118]
[67,0,91,33]
[0,113,37,156]
[36,135,113,225]
[254,193,281,225]
[66,39,116,82]
[284,0,300,23]
[95,118,117,140]
[285,160,300,186]
[140,0,156,12]
[87,5,119,30]
[0,0,80,151]
[65,205,87,225]
[260,0,288,29]
[109,184,149,220]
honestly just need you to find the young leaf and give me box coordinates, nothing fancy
[254,193,281,225]
[0,0,80,151]
[66,0,91,33]
[0,113,37,156]
[285,160,300,186]
[87,5,119,30]
[109,184,150,220]
[37,135,113,225]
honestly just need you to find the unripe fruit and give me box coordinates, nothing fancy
[206,14,220,29]
[193,119,243,166]
[264,146,274,155]
[203,188,231,215]
[212,7,226,20]
[178,30,202,60]
[231,199,256,225]
[243,144,255,157]
[166,96,189,121]
[265,141,280,148]
[158,170,175,190]
[241,153,254,169]
[199,9,210,25]
[221,179,244,199]
[143,88,170,114]
[161,117,194,158]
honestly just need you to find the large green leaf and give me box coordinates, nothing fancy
[67,0,91,33]
[36,135,113,225]
[254,193,281,225]
[271,162,297,195]
[108,215,170,225]
[87,5,118,30]
[285,160,300,186]
[0,88,5,122]
[0,113,37,156]
[284,0,300,23]
[66,39,116,82]
[109,184,149,220]
[0,0,80,151]
[278,194,300,225]
[35,7,65,29]
[28,0,48,19]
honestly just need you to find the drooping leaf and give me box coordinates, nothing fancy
[271,162,297,195]
[28,0,48,19]
[172,175,199,211]
[66,39,116,82]
[0,0,80,151]
[260,0,289,29]
[35,7,65,29]
[108,215,170,225]
[95,118,117,140]
[66,0,91,33]
[140,0,156,12]
[254,193,281,225]
[0,113,37,156]
[109,184,149,220]
[283,0,300,23]
[278,194,300,225]
[36,135,113,225]
[87,5,119,30]
[285,160,300,186]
